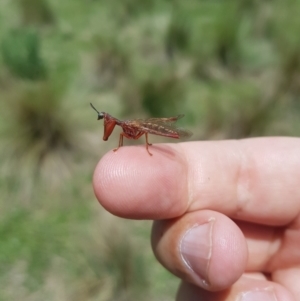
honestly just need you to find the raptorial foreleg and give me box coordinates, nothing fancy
[113,131,145,152]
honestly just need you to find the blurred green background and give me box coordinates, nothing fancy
[1,0,300,300]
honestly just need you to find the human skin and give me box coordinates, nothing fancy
[92,138,300,301]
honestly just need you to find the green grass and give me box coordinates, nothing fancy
[1,28,47,80]
[17,0,55,26]
[1,0,300,300]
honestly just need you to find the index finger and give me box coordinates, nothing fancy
[93,137,300,225]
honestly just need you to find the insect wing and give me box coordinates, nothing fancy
[173,127,193,138]
[137,116,192,139]
[145,114,184,125]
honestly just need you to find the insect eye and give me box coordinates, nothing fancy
[97,112,104,120]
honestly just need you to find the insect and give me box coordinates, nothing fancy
[90,103,192,156]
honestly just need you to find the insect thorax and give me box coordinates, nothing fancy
[122,126,143,139]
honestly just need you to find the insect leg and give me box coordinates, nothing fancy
[145,133,152,146]
[145,133,153,156]
[113,133,124,152]
[113,132,142,152]
[131,132,152,155]
[113,131,152,156]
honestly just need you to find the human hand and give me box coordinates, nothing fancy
[92,138,300,301]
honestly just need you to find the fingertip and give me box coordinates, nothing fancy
[152,210,248,291]
[92,145,189,219]
[209,215,248,289]
[92,150,124,216]
[177,278,296,301]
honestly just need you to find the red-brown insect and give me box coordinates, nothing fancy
[90,103,192,156]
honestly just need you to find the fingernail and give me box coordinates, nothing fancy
[239,289,277,301]
[180,219,214,286]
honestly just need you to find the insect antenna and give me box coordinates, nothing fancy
[90,103,104,120]
[90,103,100,114]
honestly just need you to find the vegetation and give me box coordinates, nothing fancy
[1,29,47,80]
[1,0,300,300]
